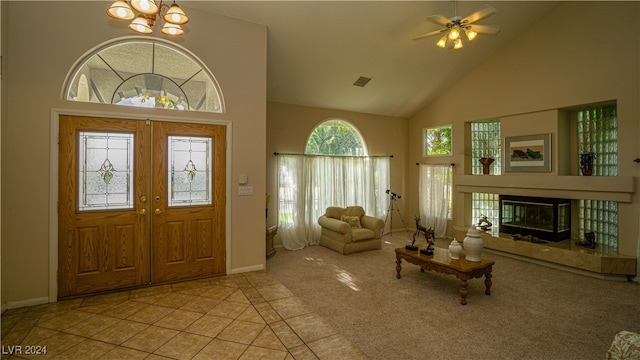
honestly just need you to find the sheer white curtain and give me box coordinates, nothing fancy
[418,164,452,238]
[277,154,389,250]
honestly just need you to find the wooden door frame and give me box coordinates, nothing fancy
[49,108,232,302]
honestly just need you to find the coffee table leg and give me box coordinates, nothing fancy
[484,272,493,295]
[396,257,402,279]
[459,280,468,305]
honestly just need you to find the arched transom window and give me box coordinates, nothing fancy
[65,39,223,113]
[305,119,366,156]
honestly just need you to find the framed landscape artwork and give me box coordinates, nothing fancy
[504,133,551,172]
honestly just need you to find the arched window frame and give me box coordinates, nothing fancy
[62,36,224,113]
[304,118,368,156]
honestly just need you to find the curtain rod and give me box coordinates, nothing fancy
[416,162,455,166]
[274,152,393,158]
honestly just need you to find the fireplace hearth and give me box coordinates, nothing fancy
[499,195,571,242]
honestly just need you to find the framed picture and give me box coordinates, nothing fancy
[423,125,452,156]
[504,133,551,172]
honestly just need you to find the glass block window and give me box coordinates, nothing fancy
[78,132,134,211]
[471,120,501,175]
[577,105,618,176]
[471,193,499,236]
[578,200,618,248]
[576,104,618,248]
[168,136,212,206]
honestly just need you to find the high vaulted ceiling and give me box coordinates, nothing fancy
[185,1,560,118]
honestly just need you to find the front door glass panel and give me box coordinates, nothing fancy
[78,131,134,210]
[168,136,212,206]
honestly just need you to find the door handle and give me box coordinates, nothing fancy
[155,208,163,215]
[138,209,147,215]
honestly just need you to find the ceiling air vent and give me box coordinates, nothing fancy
[353,76,372,87]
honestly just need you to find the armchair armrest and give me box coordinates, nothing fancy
[360,215,384,232]
[318,216,351,234]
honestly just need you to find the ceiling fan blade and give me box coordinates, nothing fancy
[468,24,501,35]
[413,28,448,41]
[461,5,497,24]
[425,14,452,27]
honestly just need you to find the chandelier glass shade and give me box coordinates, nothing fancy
[107,0,189,36]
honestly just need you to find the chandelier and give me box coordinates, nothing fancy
[107,0,189,36]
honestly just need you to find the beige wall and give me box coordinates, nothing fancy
[409,2,640,257]
[1,2,267,306]
[3,1,639,307]
[266,102,408,245]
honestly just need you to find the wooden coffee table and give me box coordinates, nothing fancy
[395,246,494,305]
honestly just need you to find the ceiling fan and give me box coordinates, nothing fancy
[413,4,501,49]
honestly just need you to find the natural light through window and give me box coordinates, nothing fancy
[305,119,366,156]
[65,39,223,113]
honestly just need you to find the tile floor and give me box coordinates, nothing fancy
[1,271,368,360]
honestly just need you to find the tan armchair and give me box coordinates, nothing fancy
[318,206,385,255]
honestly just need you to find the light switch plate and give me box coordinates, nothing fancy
[239,174,248,184]
[239,186,254,196]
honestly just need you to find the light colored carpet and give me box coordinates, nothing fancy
[266,232,640,360]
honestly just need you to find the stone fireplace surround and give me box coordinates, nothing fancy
[455,174,636,280]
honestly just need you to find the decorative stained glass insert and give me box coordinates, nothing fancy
[168,136,212,206]
[78,132,134,211]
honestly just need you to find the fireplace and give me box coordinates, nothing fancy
[499,195,571,242]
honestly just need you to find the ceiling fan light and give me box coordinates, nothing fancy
[436,36,447,48]
[453,38,463,49]
[131,0,158,15]
[448,27,460,40]
[107,0,135,20]
[129,15,153,34]
[161,22,184,36]
[164,3,189,25]
[465,29,478,41]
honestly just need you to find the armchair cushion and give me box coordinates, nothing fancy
[344,206,365,217]
[352,228,376,241]
[325,207,345,220]
[341,214,362,228]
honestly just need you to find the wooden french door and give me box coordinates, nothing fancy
[58,115,226,298]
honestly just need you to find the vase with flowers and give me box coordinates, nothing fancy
[580,152,596,176]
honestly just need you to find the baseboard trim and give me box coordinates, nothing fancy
[228,264,265,274]
[5,297,50,310]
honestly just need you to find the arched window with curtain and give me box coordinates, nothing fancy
[277,119,390,250]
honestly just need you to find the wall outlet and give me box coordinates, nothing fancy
[239,174,248,184]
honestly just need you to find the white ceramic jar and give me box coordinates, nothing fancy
[448,238,463,259]
[463,228,484,262]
